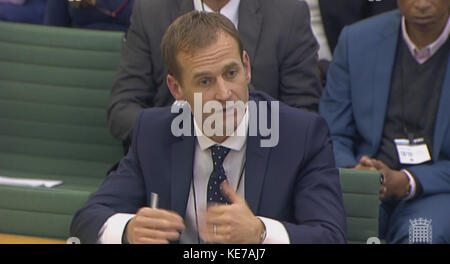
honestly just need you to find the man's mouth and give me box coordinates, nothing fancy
[412,16,435,25]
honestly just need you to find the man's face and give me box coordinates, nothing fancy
[167,32,251,141]
[398,0,450,27]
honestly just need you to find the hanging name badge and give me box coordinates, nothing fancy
[394,138,431,165]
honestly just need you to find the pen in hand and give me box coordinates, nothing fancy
[150,192,159,209]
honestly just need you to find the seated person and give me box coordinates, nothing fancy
[0,0,47,24]
[302,0,398,86]
[320,0,450,243]
[108,0,322,148]
[44,0,134,32]
[318,0,398,54]
[71,11,346,244]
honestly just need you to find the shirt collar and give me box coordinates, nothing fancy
[193,104,248,152]
[193,0,240,28]
[402,15,450,64]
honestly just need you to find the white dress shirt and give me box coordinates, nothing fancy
[98,106,289,244]
[402,15,450,64]
[303,0,332,60]
[193,0,240,28]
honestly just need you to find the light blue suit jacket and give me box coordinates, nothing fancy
[320,10,450,198]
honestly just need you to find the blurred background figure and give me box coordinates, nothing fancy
[302,0,398,86]
[44,0,135,32]
[319,0,398,54]
[0,0,47,24]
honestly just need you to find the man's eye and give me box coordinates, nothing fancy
[226,69,237,79]
[200,78,211,86]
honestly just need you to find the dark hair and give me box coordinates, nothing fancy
[161,11,243,81]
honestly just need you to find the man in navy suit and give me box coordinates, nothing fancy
[320,0,450,243]
[108,0,322,149]
[71,11,346,244]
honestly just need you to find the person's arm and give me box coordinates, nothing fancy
[108,0,156,142]
[282,115,347,243]
[319,27,358,168]
[278,1,322,112]
[44,0,71,26]
[70,111,148,244]
[407,160,450,198]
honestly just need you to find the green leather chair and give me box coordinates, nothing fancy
[0,22,124,239]
[339,168,381,244]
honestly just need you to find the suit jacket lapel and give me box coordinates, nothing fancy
[371,18,400,155]
[237,0,262,65]
[245,95,271,213]
[432,55,450,159]
[170,116,196,218]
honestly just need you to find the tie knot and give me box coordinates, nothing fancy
[210,145,230,169]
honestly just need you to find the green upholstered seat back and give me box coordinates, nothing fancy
[0,22,124,180]
[0,22,125,239]
[339,168,381,244]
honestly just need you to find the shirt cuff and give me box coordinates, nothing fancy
[98,213,135,244]
[257,216,290,244]
[402,169,416,200]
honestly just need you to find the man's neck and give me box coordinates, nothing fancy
[406,14,449,49]
[203,0,230,12]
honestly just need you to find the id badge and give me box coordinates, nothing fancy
[394,138,431,165]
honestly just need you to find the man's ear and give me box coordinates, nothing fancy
[167,74,185,100]
[242,50,251,84]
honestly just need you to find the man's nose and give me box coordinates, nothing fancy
[215,77,232,101]
[413,0,432,13]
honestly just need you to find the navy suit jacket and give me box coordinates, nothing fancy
[320,10,450,198]
[71,91,346,244]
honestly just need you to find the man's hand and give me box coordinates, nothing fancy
[354,156,378,171]
[200,181,264,244]
[372,160,410,200]
[125,208,185,244]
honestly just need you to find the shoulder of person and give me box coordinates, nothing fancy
[345,9,401,37]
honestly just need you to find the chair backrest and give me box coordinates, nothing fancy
[339,168,381,244]
[0,22,124,179]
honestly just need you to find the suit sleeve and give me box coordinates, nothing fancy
[278,1,322,112]
[408,160,450,198]
[70,112,147,244]
[319,27,359,168]
[44,0,71,26]
[282,115,347,243]
[107,0,156,141]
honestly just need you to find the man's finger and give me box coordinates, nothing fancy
[220,180,242,204]
[359,156,373,166]
[372,159,387,171]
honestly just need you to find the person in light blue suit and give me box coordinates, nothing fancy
[320,0,450,244]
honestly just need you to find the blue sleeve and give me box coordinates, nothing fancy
[319,27,358,168]
[409,160,450,198]
[44,0,71,26]
[70,111,147,244]
[282,115,347,243]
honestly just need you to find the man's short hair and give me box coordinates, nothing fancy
[161,11,244,81]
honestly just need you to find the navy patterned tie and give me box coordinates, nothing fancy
[207,145,231,204]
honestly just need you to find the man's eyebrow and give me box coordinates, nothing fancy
[193,71,211,80]
[192,62,240,79]
[223,61,239,70]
